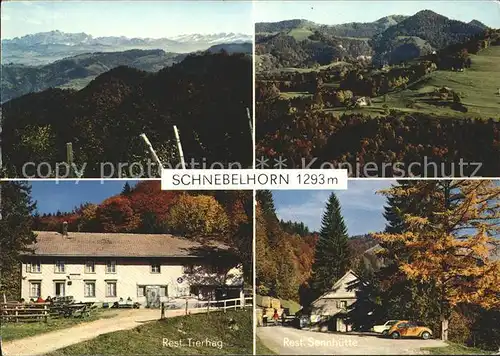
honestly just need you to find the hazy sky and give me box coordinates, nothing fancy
[30,180,139,214]
[1,1,253,39]
[272,180,395,236]
[255,1,500,28]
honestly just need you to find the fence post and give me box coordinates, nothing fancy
[161,302,165,320]
[44,304,48,323]
[15,305,18,323]
[223,300,226,313]
[207,301,210,313]
[185,299,188,316]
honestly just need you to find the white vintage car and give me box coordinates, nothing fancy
[372,320,398,334]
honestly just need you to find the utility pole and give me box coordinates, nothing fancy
[139,134,163,169]
[66,143,74,178]
[246,107,252,136]
[173,125,186,169]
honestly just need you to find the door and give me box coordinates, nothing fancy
[146,286,160,308]
[406,322,419,337]
[55,282,65,297]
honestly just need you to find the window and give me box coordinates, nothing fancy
[55,261,65,273]
[183,265,194,274]
[54,281,65,297]
[137,286,145,297]
[106,281,117,297]
[85,261,95,273]
[26,261,41,273]
[159,286,168,297]
[106,261,116,274]
[151,264,161,273]
[340,301,347,309]
[84,281,96,297]
[29,281,41,298]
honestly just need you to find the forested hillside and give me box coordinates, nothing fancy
[256,10,488,70]
[2,52,253,177]
[256,190,378,304]
[371,10,486,64]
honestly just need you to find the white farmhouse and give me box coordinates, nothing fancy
[310,270,359,332]
[21,230,244,307]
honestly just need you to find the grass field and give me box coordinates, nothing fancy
[256,336,277,355]
[421,342,495,355]
[0,309,119,342]
[280,91,312,99]
[46,310,252,355]
[277,61,351,74]
[374,45,500,119]
[287,28,314,41]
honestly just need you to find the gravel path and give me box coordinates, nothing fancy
[257,326,448,355]
[2,308,206,356]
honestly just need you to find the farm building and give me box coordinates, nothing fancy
[310,270,359,332]
[20,229,244,307]
[354,96,369,107]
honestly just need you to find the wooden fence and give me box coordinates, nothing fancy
[0,302,50,323]
[160,296,253,319]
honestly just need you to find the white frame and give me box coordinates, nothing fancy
[29,281,41,298]
[106,281,117,297]
[84,281,96,298]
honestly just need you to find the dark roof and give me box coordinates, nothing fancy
[23,231,228,258]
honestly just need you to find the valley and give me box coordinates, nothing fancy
[255,8,500,176]
[1,31,252,102]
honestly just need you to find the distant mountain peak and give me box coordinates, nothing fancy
[469,19,488,29]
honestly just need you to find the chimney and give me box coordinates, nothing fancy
[62,221,69,237]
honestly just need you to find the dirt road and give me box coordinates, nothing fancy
[2,308,207,356]
[257,326,448,355]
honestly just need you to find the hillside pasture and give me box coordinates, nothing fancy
[371,45,500,119]
[287,28,314,41]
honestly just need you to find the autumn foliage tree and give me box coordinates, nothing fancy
[128,181,178,233]
[76,203,100,232]
[255,192,317,301]
[166,194,229,237]
[97,196,140,233]
[375,180,500,341]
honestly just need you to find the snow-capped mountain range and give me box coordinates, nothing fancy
[2,30,252,65]
[3,30,251,46]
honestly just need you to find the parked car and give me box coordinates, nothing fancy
[372,320,398,335]
[386,320,433,340]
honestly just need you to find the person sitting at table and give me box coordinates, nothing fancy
[19,298,25,304]
[29,298,35,303]
[36,296,45,303]
[45,296,52,304]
